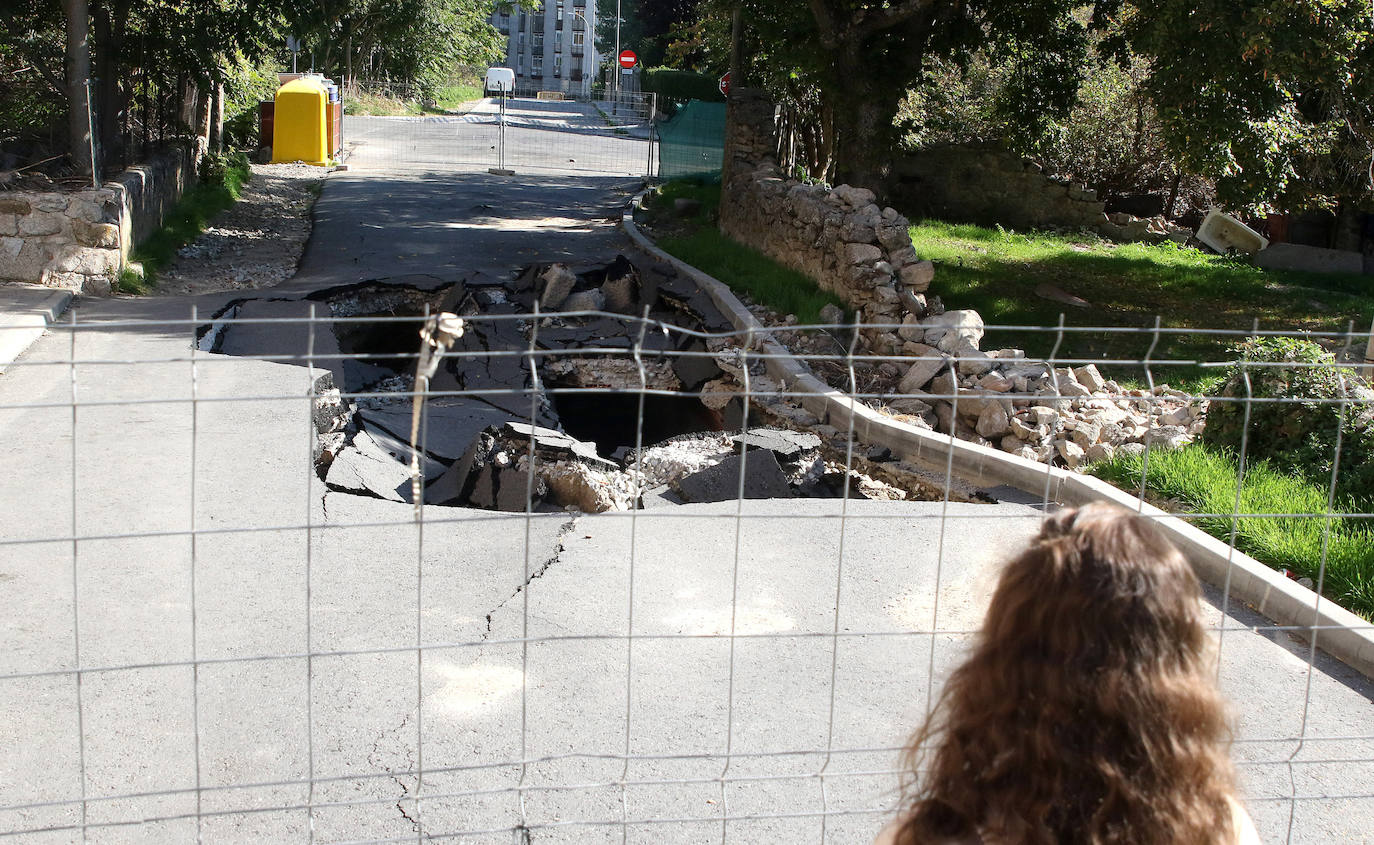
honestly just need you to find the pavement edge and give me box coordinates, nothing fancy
[0,285,74,374]
[621,189,1374,680]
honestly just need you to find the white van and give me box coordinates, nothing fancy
[484,67,515,98]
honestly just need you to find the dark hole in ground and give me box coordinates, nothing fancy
[317,282,450,374]
[551,393,724,453]
[333,313,428,371]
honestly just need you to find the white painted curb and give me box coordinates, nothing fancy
[0,285,74,375]
[622,192,1374,679]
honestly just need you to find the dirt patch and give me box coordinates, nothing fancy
[153,162,326,296]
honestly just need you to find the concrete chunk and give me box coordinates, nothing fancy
[673,450,793,502]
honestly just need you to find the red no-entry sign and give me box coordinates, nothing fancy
[618,50,638,69]
[719,71,731,96]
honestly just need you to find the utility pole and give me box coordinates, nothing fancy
[613,0,621,113]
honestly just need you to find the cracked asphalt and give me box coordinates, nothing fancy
[1,104,1372,843]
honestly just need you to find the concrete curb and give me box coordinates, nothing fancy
[621,192,1374,679]
[0,285,74,375]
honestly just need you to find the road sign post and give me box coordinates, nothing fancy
[615,50,637,116]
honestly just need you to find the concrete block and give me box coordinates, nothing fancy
[672,450,793,502]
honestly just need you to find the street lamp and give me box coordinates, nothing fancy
[571,8,591,96]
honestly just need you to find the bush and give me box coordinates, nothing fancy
[642,67,724,102]
[222,57,281,150]
[1203,336,1374,502]
[197,151,250,193]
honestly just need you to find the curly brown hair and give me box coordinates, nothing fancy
[893,503,1237,845]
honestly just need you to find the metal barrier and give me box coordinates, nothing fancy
[0,301,1371,843]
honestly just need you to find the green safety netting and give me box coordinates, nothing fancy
[656,100,726,182]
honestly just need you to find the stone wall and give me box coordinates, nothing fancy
[711,90,1203,467]
[890,142,1187,244]
[718,88,934,355]
[0,144,196,294]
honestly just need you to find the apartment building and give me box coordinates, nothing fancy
[490,0,597,95]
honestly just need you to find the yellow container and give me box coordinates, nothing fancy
[271,77,331,166]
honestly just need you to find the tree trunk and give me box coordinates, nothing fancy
[832,89,893,189]
[829,37,901,193]
[194,81,212,163]
[64,0,93,177]
[209,80,224,153]
[1165,170,1182,219]
[345,30,354,88]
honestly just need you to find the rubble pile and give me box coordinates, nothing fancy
[747,302,1208,468]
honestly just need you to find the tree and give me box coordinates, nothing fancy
[594,0,694,67]
[1110,0,1373,214]
[701,0,1372,213]
[691,0,1089,190]
[63,0,92,176]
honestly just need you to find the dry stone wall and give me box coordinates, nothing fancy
[890,142,1188,244]
[711,89,1203,469]
[0,144,195,294]
[719,88,935,355]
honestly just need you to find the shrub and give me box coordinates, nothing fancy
[1202,336,1374,502]
[197,151,250,193]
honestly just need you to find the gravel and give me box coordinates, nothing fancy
[154,162,327,296]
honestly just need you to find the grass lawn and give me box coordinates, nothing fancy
[910,221,1374,393]
[644,182,848,325]
[1089,445,1374,620]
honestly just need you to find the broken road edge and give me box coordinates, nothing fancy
[620,188,1374,681]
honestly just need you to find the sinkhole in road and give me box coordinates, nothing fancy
[295,269,960,510]
[550,393,724,453]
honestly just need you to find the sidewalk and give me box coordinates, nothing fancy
[0,283,73,374]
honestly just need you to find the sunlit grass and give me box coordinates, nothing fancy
[910,220,1374,395]
[1089,444,1374,619]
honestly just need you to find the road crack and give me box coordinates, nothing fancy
[368,711,431,839]
[481,516,580,641]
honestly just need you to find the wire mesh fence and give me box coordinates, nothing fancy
[341,91,654,178]
[0,298,1372,843]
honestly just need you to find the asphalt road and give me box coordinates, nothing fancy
[0,99,1371,843]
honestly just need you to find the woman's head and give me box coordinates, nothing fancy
[896,503,1235,845]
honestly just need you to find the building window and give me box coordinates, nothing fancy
[554,55,562,77]
[517,54,524,72]
[557,0,564,22]
[533,33,543,52]
[533,56,543,76]
[555,31,563,51]
[572,29,584,46]
[518,11,525,32]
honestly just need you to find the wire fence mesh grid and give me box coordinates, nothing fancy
[341,94,655,179]
[0,306,1372,844]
